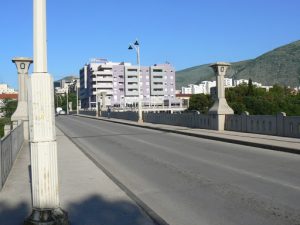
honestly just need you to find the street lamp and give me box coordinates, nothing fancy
[25,0,69,223]
[66,88,69,115]
[128,40,143,123]
[76,81,79,115]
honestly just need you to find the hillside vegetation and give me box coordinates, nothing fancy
[176,40,300,89]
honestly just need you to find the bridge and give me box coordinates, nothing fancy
[1,58,300,225]
[1,1,299,223]
[1,114,300,225]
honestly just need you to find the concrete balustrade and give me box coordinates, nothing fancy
[0,123,24,191]
[225,112,300,138]
[102,111,139,121]
[80,109,300,139]
[143,112,211,129]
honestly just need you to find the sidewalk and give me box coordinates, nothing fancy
[0,128,156,225]
[76,114,300,155]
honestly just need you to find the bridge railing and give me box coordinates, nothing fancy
[102,111,138,121]
[143,112,212,129]
[78,110,300,138]
[225,112,300,138]
[0,122,24,191]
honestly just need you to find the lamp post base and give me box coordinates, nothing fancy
[137,119,143,124]
[24,208,69,225]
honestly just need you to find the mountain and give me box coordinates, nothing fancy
[55,75,78,82]
[176,40,300,89]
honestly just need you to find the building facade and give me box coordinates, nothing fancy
[0,84,17,94]
[54,76,79,95]
[181,78,268,95]
[79,59,179,109]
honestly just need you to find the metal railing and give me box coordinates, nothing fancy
[0,122,24,191]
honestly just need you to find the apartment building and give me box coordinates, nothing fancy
[79,59,179,109]
[0,84,17,94]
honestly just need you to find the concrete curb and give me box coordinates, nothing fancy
[74,114,300,155]
[56,124,170,225]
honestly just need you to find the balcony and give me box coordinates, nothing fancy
[93,77,113,82]
[94,83,113,88]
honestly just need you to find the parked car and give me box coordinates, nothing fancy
[59,110,66,115]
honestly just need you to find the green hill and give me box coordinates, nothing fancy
[176,40,300,89]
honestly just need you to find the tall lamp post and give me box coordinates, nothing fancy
[76,81,79,115]
[66,88,69,115]
[25,0,69,223]
[128,40,143,123]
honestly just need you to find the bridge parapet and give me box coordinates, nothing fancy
[225,112,300,138]
[0,122,24,191]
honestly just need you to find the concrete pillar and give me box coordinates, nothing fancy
[276,112,286,136]
[101,92,107,111]
[11,57,33,140]
[68,102,72,112]
[96,93,101,117]
[241,111,249,132]
[4,124,11,136]
[25,0,69,224]
[208,62,234,131]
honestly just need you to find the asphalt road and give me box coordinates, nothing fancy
[56,116,300,225]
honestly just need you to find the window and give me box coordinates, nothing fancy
[153,69,163,72]
[127,68,138,72]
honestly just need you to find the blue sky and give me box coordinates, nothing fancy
[1,0,300,89]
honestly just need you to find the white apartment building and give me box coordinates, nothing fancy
[0,84,17,94]
[181,78,266,95]
[80,59,179,109]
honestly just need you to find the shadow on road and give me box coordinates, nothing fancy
[0,201,30,225]
[67,194,154,225]
[0,195,154,225]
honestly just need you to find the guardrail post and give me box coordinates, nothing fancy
[276,112,286,136]
[241,111,249,132]
[4,124,11,137]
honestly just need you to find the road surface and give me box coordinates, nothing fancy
[56,116,300,225]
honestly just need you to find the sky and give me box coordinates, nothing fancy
[1,0,300,89]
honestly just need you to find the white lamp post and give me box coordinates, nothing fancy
[76,81,79,115]
[25,0,69,223]
[128,40,143,123]
[66,88,69,115]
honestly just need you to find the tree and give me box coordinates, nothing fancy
[188,94,213,114]
[2,99,17,118]
[54,92,78,112]
[247,78,254,96]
